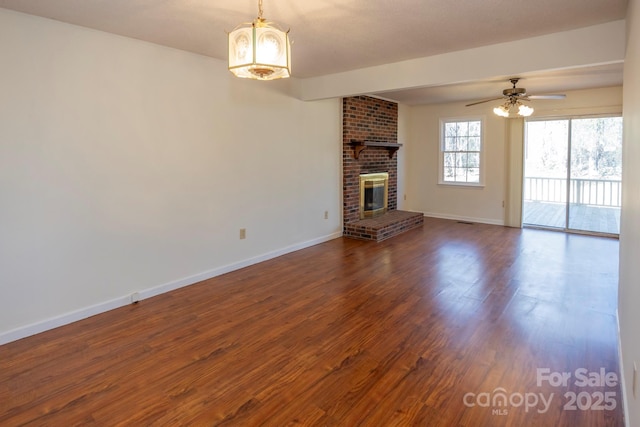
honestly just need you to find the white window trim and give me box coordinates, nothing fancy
[438,116,486,187]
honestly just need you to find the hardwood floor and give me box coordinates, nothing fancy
[0,218,624,426]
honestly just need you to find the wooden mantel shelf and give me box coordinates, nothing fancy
[349,140,403,159]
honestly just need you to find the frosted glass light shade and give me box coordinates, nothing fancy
[493,105,510,117]
[518,104,534,117]
[493,101,534,118]
[229,21,291,80]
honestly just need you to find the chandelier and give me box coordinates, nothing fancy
[228,0,291,80]
[493,99,534,118]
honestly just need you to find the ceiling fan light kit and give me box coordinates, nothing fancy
[493,100,534,117]
[468,78,566,118]
[228,0,291,80]
[493,104,510,117]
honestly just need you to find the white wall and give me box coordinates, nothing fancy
[404,87,622,225]
[405,104,506,224]
[396,103,409,210]
[0,9,342,343]
[619,0,640,424]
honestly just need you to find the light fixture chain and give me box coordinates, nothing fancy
[258,0,264,19]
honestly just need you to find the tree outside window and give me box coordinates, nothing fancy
[440,118,483,185]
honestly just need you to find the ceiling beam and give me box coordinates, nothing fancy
[294,20,626,102]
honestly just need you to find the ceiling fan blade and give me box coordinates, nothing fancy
[528,94,566,100]
[465,97,504,107]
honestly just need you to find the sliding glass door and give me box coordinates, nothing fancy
[523,120,569,229]
[568,118,623,233]
[523,116,622,235]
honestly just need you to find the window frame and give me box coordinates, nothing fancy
[438,116,485,187]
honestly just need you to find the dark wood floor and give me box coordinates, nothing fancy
[0,218,623,426]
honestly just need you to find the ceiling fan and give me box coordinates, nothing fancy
[466,78,566,117]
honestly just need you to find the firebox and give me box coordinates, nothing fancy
[359,172,389,219]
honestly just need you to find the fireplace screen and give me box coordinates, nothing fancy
[359,172,389,219]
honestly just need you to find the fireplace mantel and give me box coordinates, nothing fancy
[349,140,402,159]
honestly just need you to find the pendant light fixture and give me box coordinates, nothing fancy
[228,0,291,80]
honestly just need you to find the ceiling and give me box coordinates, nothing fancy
[0,0,629,104]
[376,63,625,105]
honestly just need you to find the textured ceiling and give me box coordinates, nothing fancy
[0,0,629,103]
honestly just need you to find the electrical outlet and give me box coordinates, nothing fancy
[239,228,246,240]
[324,211,329,219]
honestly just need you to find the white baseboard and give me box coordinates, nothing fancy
[136,231,343,301]
[0,295,132,346]
[0,231,342,346]
[422,211,505,226]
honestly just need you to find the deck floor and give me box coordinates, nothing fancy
[523,201,621,234]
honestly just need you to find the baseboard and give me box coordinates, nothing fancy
[137,231,343,301]
[422,212,505,226]
[0,231,343,346]
[0,295,132,346]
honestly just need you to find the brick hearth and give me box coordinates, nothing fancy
[343,210,425,242]
[342,96,423,241]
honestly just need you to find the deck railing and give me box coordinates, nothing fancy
[524,177,622,207]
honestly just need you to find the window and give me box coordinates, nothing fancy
[439,118,483,186]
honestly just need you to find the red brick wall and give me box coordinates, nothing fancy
[343,96,399,226]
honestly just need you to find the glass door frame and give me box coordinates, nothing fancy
[523,113,622,237]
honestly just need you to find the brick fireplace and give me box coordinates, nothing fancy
[342,96,423,241]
